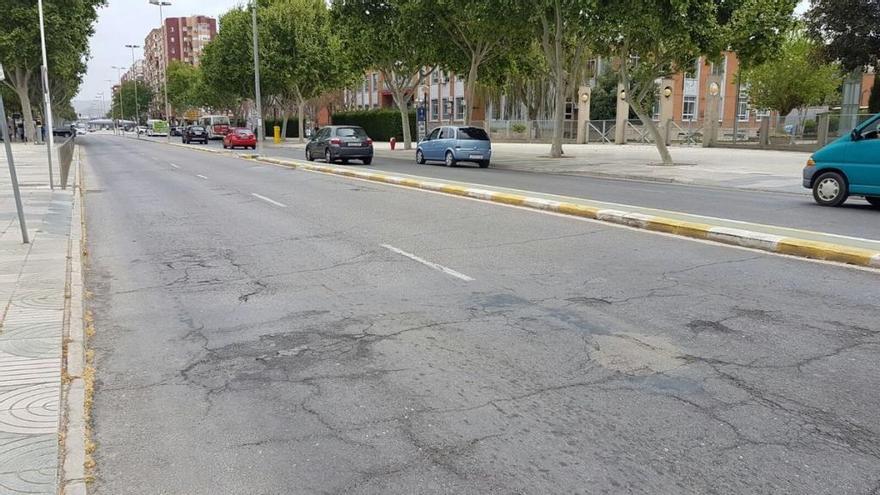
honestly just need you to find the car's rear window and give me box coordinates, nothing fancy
[336,127,368,138]
[457,127,489,141]
[190,126,204,131]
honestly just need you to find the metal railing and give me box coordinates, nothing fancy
[58,136,75,189]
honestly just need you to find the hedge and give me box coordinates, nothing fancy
[330,109,417,141]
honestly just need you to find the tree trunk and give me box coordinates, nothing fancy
[398,98,412,150]
[280,110,289,142]
[465,57,480,125]
[8,69,35,142]
[550,76,566,158]
[631,101,673,165]
[297,99,305,144]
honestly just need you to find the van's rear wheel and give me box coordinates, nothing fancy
[812,171,848,207]
[866,196,880,208]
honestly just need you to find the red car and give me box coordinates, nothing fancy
[223,128,257,150]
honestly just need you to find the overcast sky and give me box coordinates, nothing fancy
[76,0,245,104]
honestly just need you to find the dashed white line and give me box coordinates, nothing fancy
[251,193,287,208]
[381,244,474,282]
[196,174,208,180]
[170,163,180,169]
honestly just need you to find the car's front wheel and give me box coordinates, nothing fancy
[305,148,314,161]
[866,196,880,208]
[812,171,848,207]
[416,149,425,165]
[478,161,490,168]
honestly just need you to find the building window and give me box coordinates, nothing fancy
[682,96,696,121]
[755,109,770,122]
[454,97,465,120]
[371,73,378,91]
[711,61,724,76]
[431,71,439,84]
[430,99,439,120]
[651,101,660,121]
[737,88,749,122]
[362,78,368,92]
[442,98,451,120]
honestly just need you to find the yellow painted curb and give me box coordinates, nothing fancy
[776,238,879,266]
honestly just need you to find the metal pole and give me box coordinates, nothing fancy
[114,67,126,134]
[153,1,172,142]
[127,45,141,139]
[0,91,30,244]
[37,0,55,190]
[252,1,264,156]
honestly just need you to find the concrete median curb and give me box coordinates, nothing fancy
[138,137,880,270]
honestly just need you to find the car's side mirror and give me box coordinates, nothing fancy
[851,129,861,141]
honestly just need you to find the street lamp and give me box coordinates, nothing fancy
[251,0,264,156]
[149,0,172,142]
[125,44,142,139]
[105,79,117,134]
[36,0,55,189]
[112,66,127,133]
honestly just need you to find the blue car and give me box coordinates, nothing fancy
[416,126,492,168]
[803,112,880,207]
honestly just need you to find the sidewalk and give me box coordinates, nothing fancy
[267,140,809,193]
[0,143,78,493]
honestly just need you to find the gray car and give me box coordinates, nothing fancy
[305,125,373,165]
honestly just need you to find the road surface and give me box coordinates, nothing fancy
[82,135,880,494]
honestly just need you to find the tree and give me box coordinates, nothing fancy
[0,0,104,140]
[742,31,841,136]
[869,75,880,114]
[266,0,354,143]
[535,0,593,157]
[166,61,202,118]
[807,0,880,72]
[593,0,795,164]
[331,0,438,149]
[109,80,154,124]
[413,0,532,124]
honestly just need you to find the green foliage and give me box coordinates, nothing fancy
[802,118,817,134]
[590,70,637,121]
[869,75,880,114]
[330,109,417,141]
[511,123,527,134]
[109,81,154,124]
[742,31,842,116]
[166,61,203,115]
[807,0,880,71]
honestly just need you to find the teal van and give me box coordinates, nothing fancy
[803,112,880,207]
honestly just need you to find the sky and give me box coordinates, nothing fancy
[75,0,245,114]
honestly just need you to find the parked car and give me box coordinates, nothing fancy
[223,128,257,150]
[803,112,880,207]
[170,126,183,137]
[416,126,491,168]
[182,125,208,144]
[305,125,373,164]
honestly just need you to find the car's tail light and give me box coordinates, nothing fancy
[330,138,341,146]
[365,138,373,146]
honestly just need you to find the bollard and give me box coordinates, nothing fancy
[390,137,396,150]
[273,125,281,144]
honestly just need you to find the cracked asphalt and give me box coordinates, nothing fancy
[81,135,880,494]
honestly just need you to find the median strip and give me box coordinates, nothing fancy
[141,138,880,270]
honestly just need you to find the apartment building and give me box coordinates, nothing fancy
[121,60,145,84]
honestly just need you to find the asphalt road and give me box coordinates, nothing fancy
[82,135,880,494]
[154,136,880,242]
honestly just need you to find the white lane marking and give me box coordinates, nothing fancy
[251,193,287,208]
[380,244,474,282]
[170,163,180,169]
[196,174,208,180]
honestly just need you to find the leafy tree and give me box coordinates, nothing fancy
[331,0,438,149]
[869,75,880,114]
[266,0,354,143]
[0,0,104,140]
[807,0,880,72]
[535,0,593,157]
[742,31,842,134]
[592,0,796,164]
[166,61,203,118]
[413,0,532,124]
[108,80,154,124]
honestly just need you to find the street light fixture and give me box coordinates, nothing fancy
[149,0,172,142]
[112,66,127,134]
[36,0,55,189]
[125,44,142,139]
[251,0,264,156]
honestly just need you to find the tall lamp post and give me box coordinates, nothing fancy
[112,66,127,134]
[125,44,142,139]
[36,0,55,189]
[251,0,264,156]
[0,63,29,244]
[149,0,172,142]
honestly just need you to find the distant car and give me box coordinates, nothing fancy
[223,128,256,150]
[170,126,183,137]
[76,128,87,136]
[803,111,880,207]
[305,125,373,164]
[417,126,491,168]
[182,125,208,144]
